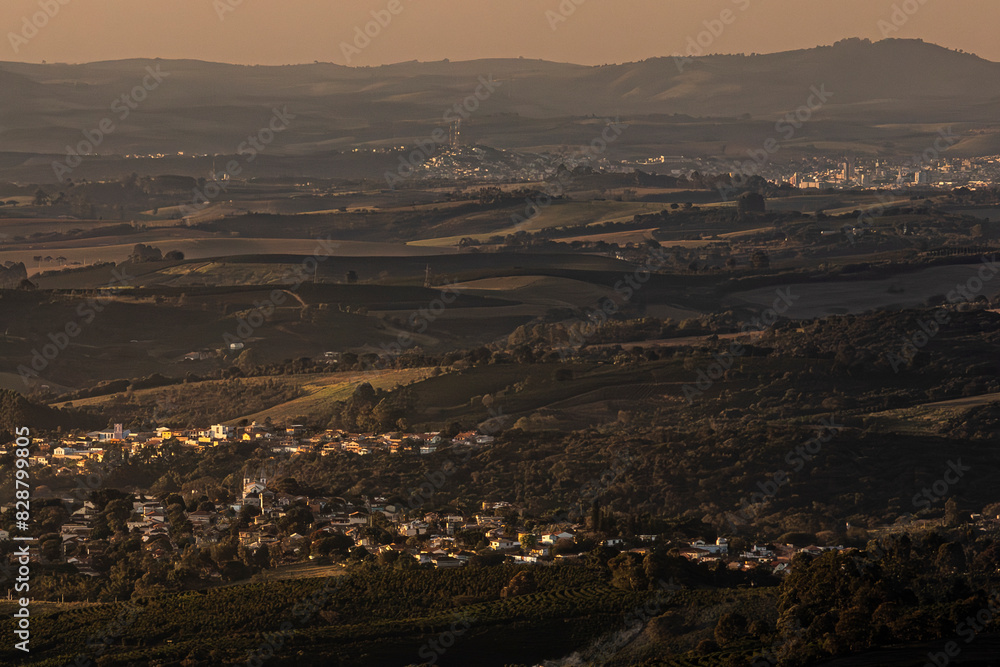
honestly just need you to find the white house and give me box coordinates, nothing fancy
[511,554,541,564]
[490,537,520,551]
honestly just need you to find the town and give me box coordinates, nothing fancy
[395,144,1000,193]
[2,421,877,585]
[11,417,998,596]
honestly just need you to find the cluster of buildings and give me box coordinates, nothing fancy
[410,145,626,183]
[2,478,989,578]
[770,155,1000,191]
[2,422,930,581]
[786,155,1000,190]
[1,451,919,581]
[0,422,506,576]
[4,439,846,578]
[1,477,584,575]
[5,422,497,472]
[677,538,847,575]
[631,153,1000,192]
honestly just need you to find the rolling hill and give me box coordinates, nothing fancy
[0,38,997,174]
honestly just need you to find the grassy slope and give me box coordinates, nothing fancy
[49,370,435,426]
[228,368,437,424]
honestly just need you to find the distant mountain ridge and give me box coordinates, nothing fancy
[0,38,997,162]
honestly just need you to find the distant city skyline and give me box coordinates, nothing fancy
[1,0,997,66]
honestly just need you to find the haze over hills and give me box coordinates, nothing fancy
[0,37,998,172]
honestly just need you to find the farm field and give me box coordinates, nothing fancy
[449,275,619,308]
[724,263,999,318]
[11,237,459,276]
[409,200,664,246]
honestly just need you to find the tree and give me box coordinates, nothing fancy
[714,612,748,646]
[220,560,250,581]
[210,539,238,567]
[254,544,271,569]
[936,542,966,573]
[777,532,817,548]
[278,505,314,535]
[748,617,773,639]
[312,534,353,559]
[103,498,134,535]
[500,571,537,598]
[235,348,261,374]
[469,550,504,567]
[442,421,464,438]
[277,478,302,495]
[237,504,260,527]
[129,243,163,262]
[944,498,961,526]
[376,550,403,568]
[609,552,648,591]
[33,189,49,206]
[589,499,601,532]
[833,606,872,653]
[353,382,376,404]
[696,639,719,655]
[737,191,766,215]
[349,546,371,561]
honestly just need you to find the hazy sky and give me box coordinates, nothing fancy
[3,0,996,65]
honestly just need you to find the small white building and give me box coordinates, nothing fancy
[689,537,728,555]
[490,537,519,551]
